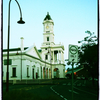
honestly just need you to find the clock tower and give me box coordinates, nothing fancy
[42,12,54,46]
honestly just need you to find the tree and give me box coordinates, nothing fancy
[78,30,98,86]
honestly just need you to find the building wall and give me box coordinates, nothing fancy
[3,53,65,81]
[52,64,65,78]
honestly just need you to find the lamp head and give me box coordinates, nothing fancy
[17,17,25,24]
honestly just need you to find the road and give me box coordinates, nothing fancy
[50,79,98,100]
[3,79,98,100]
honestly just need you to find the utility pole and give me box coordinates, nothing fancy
[72,61,74,100]
[68,44,78,100]
[45,58,46,79]
[16,50,22,81]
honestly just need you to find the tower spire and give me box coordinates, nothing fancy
[44,12,52,21]
[47,12,49,15]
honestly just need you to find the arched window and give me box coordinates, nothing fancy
[45,55,48,60]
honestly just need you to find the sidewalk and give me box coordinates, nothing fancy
[74,79,98,95]
[3,79,61,85]
[3,78,68,85]
[85,80,98,90]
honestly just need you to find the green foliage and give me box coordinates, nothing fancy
[66,30,98,81]
[78,30,98,79]
[67,61,71,65]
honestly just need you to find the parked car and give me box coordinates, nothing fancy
[94,78,98,81]
[77,77,81,79]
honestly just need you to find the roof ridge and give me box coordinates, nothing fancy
[3,47,28,51]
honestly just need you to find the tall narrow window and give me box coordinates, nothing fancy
[47,37,49,41]
[45,55,48,60]
[12,68,16,77]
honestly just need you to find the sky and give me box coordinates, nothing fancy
[3,0,98,69]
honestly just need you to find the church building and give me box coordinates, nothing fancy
[3,12,65,81]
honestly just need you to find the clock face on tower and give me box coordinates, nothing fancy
[45,24,50,31]
[46,25,49,29]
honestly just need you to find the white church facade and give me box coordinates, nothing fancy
[3,13,65,81]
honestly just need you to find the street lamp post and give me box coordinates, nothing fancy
[21,50,22,81]
[45,58,46,79]
[6,0,25,92]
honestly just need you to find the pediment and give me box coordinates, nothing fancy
[25,45,41,59]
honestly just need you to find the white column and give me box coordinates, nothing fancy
[39,66,41,79]
[58,50,59,63]
[61,51,62,63]
[62,52,64,63]
[60,51,61,63]
[58,50,61,63]
[35,65,37,73]
[53,51,54,64]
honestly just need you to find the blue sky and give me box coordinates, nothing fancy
[3,0,97,69]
